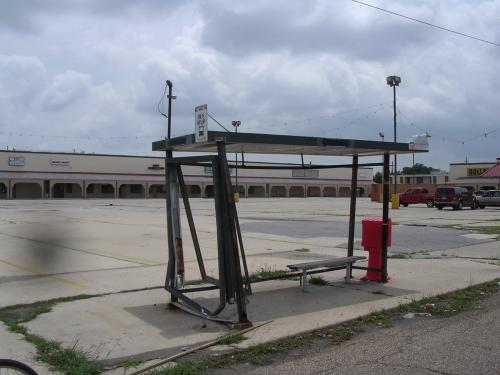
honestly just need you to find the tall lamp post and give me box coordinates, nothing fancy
[232,121,241,198]
[386,75,401,203]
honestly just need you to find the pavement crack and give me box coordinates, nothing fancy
[378,361,455,375]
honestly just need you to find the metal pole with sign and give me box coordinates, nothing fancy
[195,104,208,143]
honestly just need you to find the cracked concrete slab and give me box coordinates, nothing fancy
[1,198,499,372]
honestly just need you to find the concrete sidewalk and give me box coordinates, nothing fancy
[21,254,499,370]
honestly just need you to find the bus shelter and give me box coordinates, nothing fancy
[153,131,427,328]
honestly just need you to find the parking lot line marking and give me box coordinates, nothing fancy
[0,231,160,266]
[105,251,162,266]
[0,258,89,289]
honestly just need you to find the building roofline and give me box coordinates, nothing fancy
[0,149,373,168]
[449,161,495,166]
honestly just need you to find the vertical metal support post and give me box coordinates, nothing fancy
[381,153,390,282]
[302,269,307,291]
[393,84,398,196]
[234,212,252,294]
[347,155,359,259]
[177,166,207,279]
[212,157,228,305]
[164,151,177,303]
[216,140,251,328]
[164,80,177,303]
[171,166,184,286]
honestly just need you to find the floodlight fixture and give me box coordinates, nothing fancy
[386,75,401,87]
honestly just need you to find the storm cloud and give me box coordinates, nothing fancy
[0,0,499,168]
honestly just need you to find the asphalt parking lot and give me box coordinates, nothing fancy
[0,198,499,307]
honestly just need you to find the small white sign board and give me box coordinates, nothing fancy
[195,104,208,143]
[8,156,25,166]
[409,133,429,151]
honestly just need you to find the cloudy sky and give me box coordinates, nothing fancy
[1,0,499,170]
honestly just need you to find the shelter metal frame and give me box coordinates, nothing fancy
[153,131,426,328]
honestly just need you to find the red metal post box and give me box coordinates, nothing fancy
[361,216,392,248]
[361,216,392,282]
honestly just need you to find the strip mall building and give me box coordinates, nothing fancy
[449,158,500,190]
[0,150,374,200]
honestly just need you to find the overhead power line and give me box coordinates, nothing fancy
[207,113,231,132]
[350,0,500,48]
[0,131,159,140]
[396,108,500,146]
[461,126,500,145]
[244,103,388,131]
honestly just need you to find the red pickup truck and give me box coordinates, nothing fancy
[399,188,435,208]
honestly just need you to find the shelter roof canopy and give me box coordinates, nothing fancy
[153,131,427,157]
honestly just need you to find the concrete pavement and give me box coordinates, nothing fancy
[0,198,499,372]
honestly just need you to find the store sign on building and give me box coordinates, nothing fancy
[204,165,234,175]
[8,156,25,166]
[50,159,70,166]
[467,168,488,176]
[148,163,164,170]
[195,104,208,143]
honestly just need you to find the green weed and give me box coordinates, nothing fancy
[309,276,328,286]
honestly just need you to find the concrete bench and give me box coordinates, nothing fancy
[287,256,366,291]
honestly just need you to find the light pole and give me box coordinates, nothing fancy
[232,121,241,196]
[412,152,415,184]
[386,75,401,199]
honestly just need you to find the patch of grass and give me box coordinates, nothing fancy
[294,248,310,253]
[0,294,105,374]
[358,310,393,328]
[0,295,93,327]
[462,225,500,235]
[398,279,500,317]
[309,276,328,286]
[441,224,500,239]
[316,323,358,344]
[387,253,409,259]
[249,265,291,281]
[205,334,309,367]
[28,336,103,374]
[145,361,207,375]
[122,358,143,369]
[217,333,248,346]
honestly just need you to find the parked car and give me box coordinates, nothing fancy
[399,188,434,208]
[473,190,487,198]
[475,190,500,208]
[434,186,476,210]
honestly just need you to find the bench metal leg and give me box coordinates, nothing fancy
[345,264,351,283]
[302,269,307,291]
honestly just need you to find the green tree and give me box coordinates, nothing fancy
[373,171,383,183]
[401,163,439,175]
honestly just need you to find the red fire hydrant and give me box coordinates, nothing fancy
[361,216,392,282]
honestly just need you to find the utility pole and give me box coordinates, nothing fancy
[232,121,241,199]
[386,75,401,206]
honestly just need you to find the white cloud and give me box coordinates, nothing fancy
[41,70,91,110]
[0,0,499,168]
